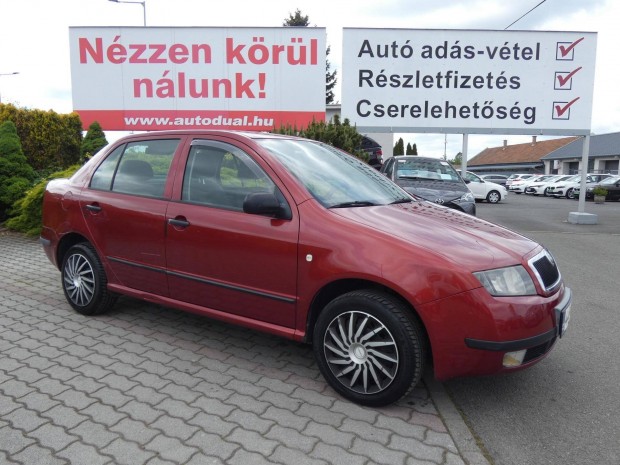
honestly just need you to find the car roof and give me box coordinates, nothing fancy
[392,156,445,161]
[111,129,305,143]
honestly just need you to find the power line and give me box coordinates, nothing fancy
[504,0,547,30]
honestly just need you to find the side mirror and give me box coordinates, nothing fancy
[243,192,291,220]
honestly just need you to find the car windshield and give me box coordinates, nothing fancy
[600,176,620,186]
[257,138,411,208]
[394,158,461,182]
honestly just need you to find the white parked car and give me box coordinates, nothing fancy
[510,174,556,194]
[547,173,613,198]
[506,173,535,188]
[461,171,508,203]
[525,175,574,196]
[510,174,553,194]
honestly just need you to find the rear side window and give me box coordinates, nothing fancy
[90,145,123,190]
[90,139,180,198]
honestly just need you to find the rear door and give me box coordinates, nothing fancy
[80,138,182,295]
[165,138,299,328]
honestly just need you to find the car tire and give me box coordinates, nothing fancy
[566,188,574,199]
[486,190,501,203]
[61,243,117,315]
[313,290,426,407]
[543,188,549,196]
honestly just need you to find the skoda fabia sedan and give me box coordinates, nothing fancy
[41,130,572,407]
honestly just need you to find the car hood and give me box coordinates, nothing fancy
[396,180,468,202]
[333,201,538,270]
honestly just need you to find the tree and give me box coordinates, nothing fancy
[393,137,404,156]
[412,143,418,155]
[449,152,463,166]
[283,9,337,104]
[0,120,35,220]
[0,103,82,171]
[81,121,108,161]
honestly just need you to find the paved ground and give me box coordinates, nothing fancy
[0,230,489,465]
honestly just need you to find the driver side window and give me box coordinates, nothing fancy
[182,142,277,211]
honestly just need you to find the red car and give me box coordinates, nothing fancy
[41,130,572,407]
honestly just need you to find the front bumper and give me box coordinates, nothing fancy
[465,287,571,356]
[420,285,571,381]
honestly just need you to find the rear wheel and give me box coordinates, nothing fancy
[486,190,501,203]
[313,290,426,407]
[61,243,117,315]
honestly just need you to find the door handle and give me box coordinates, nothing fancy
[85,204,102,212]
[168,218,190,228]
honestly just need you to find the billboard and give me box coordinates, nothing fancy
[69,27,326,131]
[342,29,597,135]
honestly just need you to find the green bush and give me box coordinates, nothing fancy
[5,164,80,236]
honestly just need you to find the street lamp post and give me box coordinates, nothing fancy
[0,71,19,104]
[108,0,146,26]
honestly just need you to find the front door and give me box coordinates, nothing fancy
[165,140,299,328]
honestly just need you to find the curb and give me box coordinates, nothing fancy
[424,372,493,465]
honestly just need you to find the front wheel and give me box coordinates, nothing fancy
[61,243,117,315]
[566,188,574,199]
[486,190,501,203]
[313,290,426,407]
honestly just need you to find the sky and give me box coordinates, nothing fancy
[1,0,618,159]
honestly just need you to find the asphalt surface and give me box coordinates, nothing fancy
[446,192,620,465]
[1,192,617,465]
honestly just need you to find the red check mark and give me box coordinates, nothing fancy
[554,97,580,117]
[558,37,584,58]
[557,67,583,87]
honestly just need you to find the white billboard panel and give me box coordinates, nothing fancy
[70,27,326,131]
[342,29,597,135]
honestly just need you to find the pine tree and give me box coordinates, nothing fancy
[283,9,337,104]
[0,120,35,220]
[393,137,405,155]
[81,121,108,161]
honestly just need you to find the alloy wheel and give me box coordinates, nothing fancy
[323,311,399,395]
[63,253,96,307]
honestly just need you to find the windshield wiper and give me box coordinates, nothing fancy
[329,201,377,208]
[390,198,411,204]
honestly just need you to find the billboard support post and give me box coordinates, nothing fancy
[568,134,596,224]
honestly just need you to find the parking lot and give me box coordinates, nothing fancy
[1,192,618,465]
[0,230,472,465]
[476,191,620,234]
[448,192,620,465]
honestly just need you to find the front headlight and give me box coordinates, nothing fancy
[457,192,475,203]
[473,265,536,296]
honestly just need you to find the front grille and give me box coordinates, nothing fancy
[529,250,561,292]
